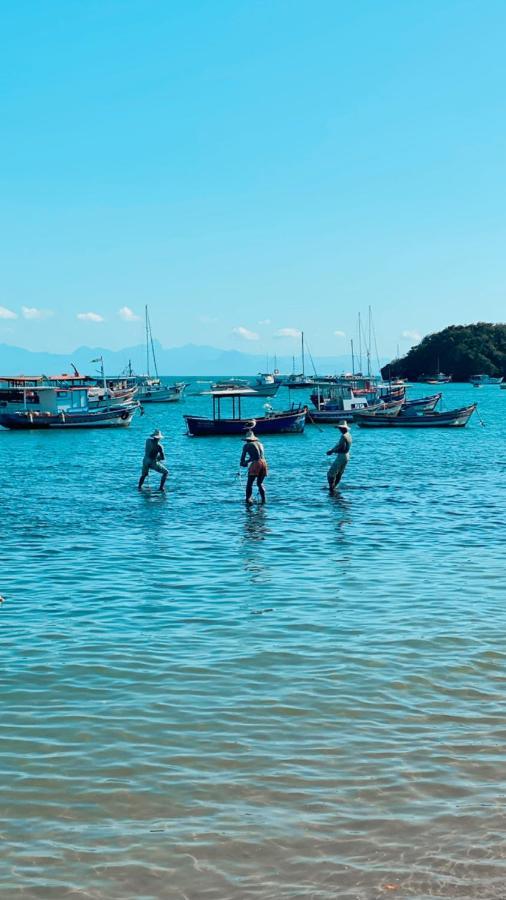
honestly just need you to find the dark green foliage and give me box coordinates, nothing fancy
[381,323,506,381]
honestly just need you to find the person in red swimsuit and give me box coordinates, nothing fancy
[239,430,268,505]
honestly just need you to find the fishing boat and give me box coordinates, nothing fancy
[184,389,307,436]
[136,307,187,402]
[418,371,452,384]
[306,399,402,425]
[202,375,280,398]
[0,386,140,429]
[469,374,503,386]
[354,403,476,428]
[0,360,141,412]
[401,392,442,413]
[251,373,281,397]
[282,333,315,389]
[138,377,186,402]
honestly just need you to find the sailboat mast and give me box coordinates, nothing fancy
[301,331,305,377]
[367,306,372,377]
[358,313,362,373]
[145,305,150,378]
[149,316,159,380]
[351,339,355,375]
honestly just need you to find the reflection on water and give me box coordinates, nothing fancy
[1,383,505,899]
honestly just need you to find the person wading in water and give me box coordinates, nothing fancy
[326,421,352,494]
[239,430,268,505]
[138,429,168,492]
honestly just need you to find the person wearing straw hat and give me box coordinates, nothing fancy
[326,421,352,494]
[239,430,268,505]
[138,429,168,492]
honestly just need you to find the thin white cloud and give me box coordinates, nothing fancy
[334,330,346,338]
[0,306,17,320]
[22,306,54,320]
[258,318,271,325]
[274,327,301,339]
[77,312,104,323]
[401,329,422,343]
[232,326,260,341]
[118,305,140,322]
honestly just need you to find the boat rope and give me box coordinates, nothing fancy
[305,409,324,432]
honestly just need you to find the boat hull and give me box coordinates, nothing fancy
[0,406,138,429]
[400,392,442,414]
[355,404,476,428]
[184,408,307,436]
[249,384,280,397]
[306,400,402,424]
[470,376,503,385]
[138,384,186,402]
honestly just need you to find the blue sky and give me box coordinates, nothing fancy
[1,0,505,360]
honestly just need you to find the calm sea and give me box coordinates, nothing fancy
[1,381,505,899]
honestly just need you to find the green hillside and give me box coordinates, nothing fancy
[381,323,506,382]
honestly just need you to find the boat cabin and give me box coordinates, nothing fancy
[210,388,259,420]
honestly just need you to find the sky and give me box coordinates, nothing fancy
[1,0,505,361]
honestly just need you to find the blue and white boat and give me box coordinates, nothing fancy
[470,374,503,386]
[0,385,140,429]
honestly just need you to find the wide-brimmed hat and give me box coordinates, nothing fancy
[336,421,349,431]
[242,430,257,441]
[151,429,163,439]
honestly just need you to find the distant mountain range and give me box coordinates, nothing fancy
[0,341,386,377]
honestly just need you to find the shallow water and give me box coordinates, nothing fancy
[1,382,506,899]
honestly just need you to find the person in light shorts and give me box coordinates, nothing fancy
[138,429,168,492]
[326,421,352,494]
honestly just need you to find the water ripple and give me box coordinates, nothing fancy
[1,383,506,898]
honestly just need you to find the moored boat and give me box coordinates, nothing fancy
[184,389,306,436]
[355,403,476,428]
[250,373,281,397]
[0,386,140,429]
[469,374,503,386]
[400,392,442,414]
[137,306,187,402]
[137,377,187,402]
[418,372,452,384]
[306,398,403,425]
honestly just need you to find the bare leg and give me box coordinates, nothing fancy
[245,475,255,504]
[257,474,267,504]
[159,472,168,492]
[138,474,147,490]
[327,473,336,495]
[334,461,347,488]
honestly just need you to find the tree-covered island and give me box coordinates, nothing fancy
[381,323,506,382]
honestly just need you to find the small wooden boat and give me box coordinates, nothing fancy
[0,400,140,429]
[306,398,403,425]
[137,377,187,402]
[184,389,306,436]
[251,374,281,397]
[469,374,503,386]
[419,372,452,384]
[400,392,442,414]
[355,403,476,428]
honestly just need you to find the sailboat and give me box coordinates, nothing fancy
[282,332,315,388]
[136,307,187,403]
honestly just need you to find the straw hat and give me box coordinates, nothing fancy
[151,429,164,439]
[336,421,349,431]
[242,430,257,441]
